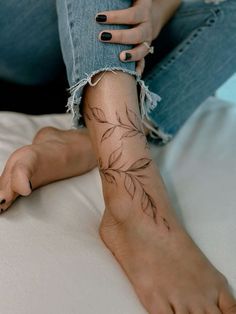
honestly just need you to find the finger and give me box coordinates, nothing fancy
[135,59,145,76]
[95,5,148,25]
[119,42,152,62]
[99,23,152,45]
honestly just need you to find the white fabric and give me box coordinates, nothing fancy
[0,96,235,314]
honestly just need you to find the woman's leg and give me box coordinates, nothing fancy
[142,0,236,144]
[55,0,235,313]
[0,1,235,312]
[80,71,236,314]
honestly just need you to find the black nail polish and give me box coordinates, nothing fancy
[101,32,112,41]
[124,53,132,61]
[96,14,107,22]
[29,180,32,190]
[0,199,6,205]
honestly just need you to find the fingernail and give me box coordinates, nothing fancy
[29,180,32,191]
[101,32,112,41]
[0,199,6,205]
[96,14,107,22]
[124,53,132,61]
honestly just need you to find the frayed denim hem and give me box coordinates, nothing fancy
[66,66,172,144]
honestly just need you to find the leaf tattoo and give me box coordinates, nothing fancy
[126,158,152,172]
[124,174,136,199]
[102,127,116,141]
[87,103,169,229]
[90,107,107,123]
[99,147,169,229]
[86,103,148,146]
[141,190,157,220]
[108,145,123,168]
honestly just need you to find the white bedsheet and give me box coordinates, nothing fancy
[0,96,235,314]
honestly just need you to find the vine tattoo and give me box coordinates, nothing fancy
[85,103,149,148]
[98,145,157,221]
[98,146,170,229]
[86,102,170,230]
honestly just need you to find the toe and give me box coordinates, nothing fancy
[189,310,205,314]
[152,304,174,314]
[11,164,32,196]
[219,288,236,314]
[148,299,174,314]
[172,303,189,314]
[0,197,6,205]
[205,305,222,314]
[0,186,16,212]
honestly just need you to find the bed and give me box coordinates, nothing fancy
[0,96,235,313]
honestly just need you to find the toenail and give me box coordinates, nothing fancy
[0,199,6,205]
[0,208,4,213]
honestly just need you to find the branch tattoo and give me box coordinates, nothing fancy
[86,103,170,230]
[85,103,149,148]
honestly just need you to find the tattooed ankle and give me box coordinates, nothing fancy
[98,146,170,230]
[85,101,170,230]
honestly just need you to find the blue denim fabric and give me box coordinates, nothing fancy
[56,0,150,130]
[0,0,64,85]
[0,0,235,145]
[143,0,236,144]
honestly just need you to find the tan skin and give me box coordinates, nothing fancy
[0,1,236,313]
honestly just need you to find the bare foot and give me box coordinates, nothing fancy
[99,206,236,314]
[0,127,97,213]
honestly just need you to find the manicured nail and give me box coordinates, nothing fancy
[101,32,112,41]
[0,199,6,205]
[124,52,132,61]
[29,180,32,191]
[96,14,107,23]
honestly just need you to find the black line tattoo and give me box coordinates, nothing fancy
[85,103,149,148]
[98,145,170,230]
[85,102,170,230]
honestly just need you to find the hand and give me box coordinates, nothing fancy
[95,0,181,75]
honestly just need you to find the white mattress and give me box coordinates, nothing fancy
[0,96,235,314]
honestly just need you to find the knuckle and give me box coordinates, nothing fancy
[134,28,142,43]
[130,5,142,22]
[142,8,150,22]
[130,9,138,23]
[146,27,153,42]
[139,22,152,43]
[142,3,152,21]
